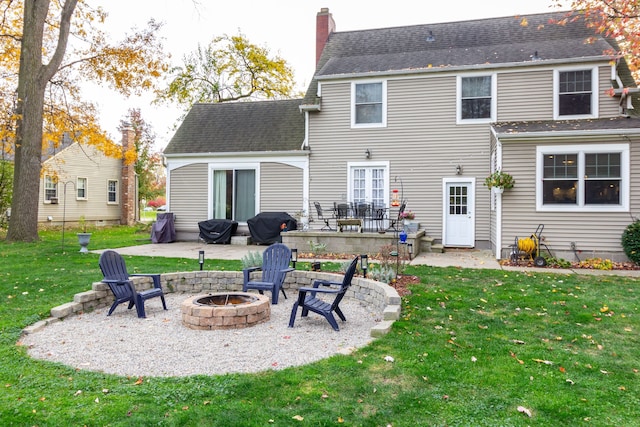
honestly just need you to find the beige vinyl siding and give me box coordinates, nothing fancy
[497,69,552,121]
[38,143,121,224]
[310,76,493,244]
[169,163,208,233]
[598,65,621,118]
[500,137,640,258]
[260,162,303,215]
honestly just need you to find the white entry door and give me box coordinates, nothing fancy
[443,179,475,247]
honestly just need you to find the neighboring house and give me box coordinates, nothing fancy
[163,100,306,239]
[165,8,640,261]
[39,127,139,227]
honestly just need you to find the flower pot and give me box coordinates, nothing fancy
[77,233,92,253]
[403,220,419,233]
[492,187,504,194]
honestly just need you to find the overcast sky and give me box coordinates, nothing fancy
[86,0,566,149]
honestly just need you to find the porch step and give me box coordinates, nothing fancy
[231,235,252,245]
[419,234,443,253]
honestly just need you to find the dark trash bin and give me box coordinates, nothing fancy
[198,219,238,244]
[247,212,297,244]
[151,212,176,243]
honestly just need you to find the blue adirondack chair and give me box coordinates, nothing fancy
[288,256,358,331]
[98,250,167,318]
[242,243,294,304]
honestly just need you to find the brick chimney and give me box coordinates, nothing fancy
[120,123,137,226]
[316,7,335,66]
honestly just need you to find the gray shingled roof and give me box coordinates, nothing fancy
[493,117,640,136]
[303,11,625,103]
[164,99,305,155]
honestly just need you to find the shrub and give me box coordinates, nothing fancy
[622,220,640,265]
[368,265,396,284]
[241,250,263,269]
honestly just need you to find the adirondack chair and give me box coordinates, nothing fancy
[98,250,167,318]
[288,256,358,331]
[242,243,294,304]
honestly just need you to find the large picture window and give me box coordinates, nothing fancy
[555,68,597,119]
[213,169,256,222]
[352,81,386,127]
[537,144,628,212]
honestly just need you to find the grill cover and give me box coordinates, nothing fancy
[247,212,297,244]
[198,219,238,244]
[151,212,176,243]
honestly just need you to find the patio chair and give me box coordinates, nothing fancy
[288,256,358,331]
[98,250,167,318]
[387,201,407,232]
[243,243,294,304]
[313,201,336,231]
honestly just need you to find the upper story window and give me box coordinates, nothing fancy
[457,74,496,123]
[107,179,118,204]
[352,81,387,128]
[44,176,57,202]
[554,67,598,119]
[536,144,628,212]
[77,177,87,200]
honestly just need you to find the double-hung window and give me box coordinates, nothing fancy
[44,176,57,202]
[212,169,256,222]
[457,74,496,123]
[352,81,386,127]
[107,179,118,204]
[537,144,628,212]
[77,177,87,200]
[554,67,598,119]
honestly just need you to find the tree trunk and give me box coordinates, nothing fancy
[7,0,78,242]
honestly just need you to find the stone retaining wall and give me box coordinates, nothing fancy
[26,270,402,338]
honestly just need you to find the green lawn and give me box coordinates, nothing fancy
[1,226,639,426]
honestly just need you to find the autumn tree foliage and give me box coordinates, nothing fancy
[119,109,165,210]
[1,0,169,241]
[157,33,298,112]
[556,0,640,79]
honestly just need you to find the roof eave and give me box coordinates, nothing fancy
[495,128,640,140]
[315,55,611,81]
[163,150,309,159]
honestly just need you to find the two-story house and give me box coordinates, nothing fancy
[164,8,640,261]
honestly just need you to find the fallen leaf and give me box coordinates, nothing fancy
[292,415,304,421]
[471,356,477,363]
[559,366,566,373]
[384,356,394,362]
[74,390,82,396]
[134,377,144,385]
[182,406,189,410]
[338,416,344,423]
[95,397,100,403]
[517,406,532,417]
[566,379,575,385]
[321,392,329,399]
[533,359,554,365]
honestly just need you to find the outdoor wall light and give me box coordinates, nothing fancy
[360,254,368,278]
[291,248,298,269]
[456,165,463,175]
[407,243,413,260]
[365,149,371,159]
[198,250,205,271]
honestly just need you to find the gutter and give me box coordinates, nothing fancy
[494,128,640,140]
[163,150,309,160]
[315,55,611,81]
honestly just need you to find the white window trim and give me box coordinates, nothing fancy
[107,179,119,205]
[347,161,390,205]
[207,162,261,223]
[456,73,497,124]
[536,143,628,212]
[43,175,58,203]
[76,177,88,201]
[553,66,599,120]
[351,80,387,128]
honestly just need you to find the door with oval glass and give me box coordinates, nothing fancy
[442,179,475,247]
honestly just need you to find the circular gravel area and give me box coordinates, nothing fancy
[21,293,379,377]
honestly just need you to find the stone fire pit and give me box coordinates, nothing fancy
[181,292,270,330]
